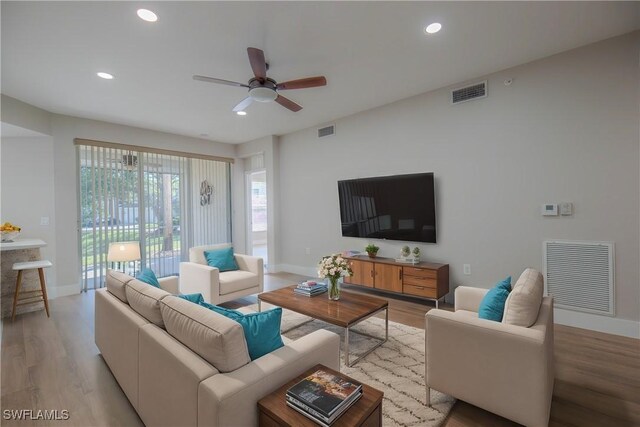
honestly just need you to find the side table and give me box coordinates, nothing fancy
[257,364,383,427]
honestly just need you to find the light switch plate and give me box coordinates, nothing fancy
[40,216,50,226]
[559,202,573,216]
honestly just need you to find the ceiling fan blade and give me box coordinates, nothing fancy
[232,97,254,112]
[275,95,302,112]
[247,47,267,80]
[193,75,249,88]
[276,76,327,90]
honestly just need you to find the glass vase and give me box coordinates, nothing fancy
[328,277,340,300]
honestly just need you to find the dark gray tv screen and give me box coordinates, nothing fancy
[337,173,436,243]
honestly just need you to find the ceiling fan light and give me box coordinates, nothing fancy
[249,87,277,102]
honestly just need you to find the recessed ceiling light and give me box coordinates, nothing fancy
[236,111,247,116]
[425,23,442,34]
[137,9,158,22]
[97,72,114,79]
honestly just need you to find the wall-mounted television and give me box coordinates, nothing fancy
[337,173,436,243]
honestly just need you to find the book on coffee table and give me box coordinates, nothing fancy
[286,368,362,424]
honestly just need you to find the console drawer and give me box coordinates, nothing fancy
[402,276,437,288]
[403,267,437,279]
[403,284,437,298]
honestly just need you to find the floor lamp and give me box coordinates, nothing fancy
[107,241,141,276]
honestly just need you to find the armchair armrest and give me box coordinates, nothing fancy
[179,262,219,303]
[234,253,263,275]
[454,286,489,312]
[197,329,340,427]
[158,276,180,295]
[426,309,553,426]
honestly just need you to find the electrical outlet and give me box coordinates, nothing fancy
[463,264,471,275]
[40,216,50,226]
[305,247,311,255]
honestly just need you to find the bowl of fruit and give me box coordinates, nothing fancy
[0,222,21,242]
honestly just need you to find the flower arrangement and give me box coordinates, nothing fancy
[317,254,352,300]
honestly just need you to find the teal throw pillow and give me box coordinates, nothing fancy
[200,301,284,360]
[204,247,239,272]
[178,293,204,304]
[478,276,512,322]
[136,268,160,288]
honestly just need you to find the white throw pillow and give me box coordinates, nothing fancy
[502,268,544,327]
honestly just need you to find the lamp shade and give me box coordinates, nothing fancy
[107,241,141,262]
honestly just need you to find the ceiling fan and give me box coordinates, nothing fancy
[193,47,327,113]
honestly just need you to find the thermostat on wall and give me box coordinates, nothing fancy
[542,204,558,216]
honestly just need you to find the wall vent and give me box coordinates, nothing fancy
[318,125,335,138]
[451,81,487,104]
[543,240,615,316]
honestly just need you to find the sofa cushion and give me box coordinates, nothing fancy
[204,247,239,272]
[478,276,511,322]
[106,269,135,303]
[219,270,259,295]
[503,269,544,327]
[136,268,160,288]
[159,296,250,372]
[200,302,284,360]
[189,243,232,265]
[125,279,171,327]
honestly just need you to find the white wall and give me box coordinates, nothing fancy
[277,32,640,336]
[0,136,57,290]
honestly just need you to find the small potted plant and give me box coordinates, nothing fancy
[412,247,421,263]
[401,245,411,258]
[365,244,380,258]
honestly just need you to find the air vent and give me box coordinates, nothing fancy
[451,81,487,104]
[544,240,615,316]
[318,125,335,138]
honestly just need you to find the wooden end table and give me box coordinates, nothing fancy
[258,364,383,427]
[258,285,388,367]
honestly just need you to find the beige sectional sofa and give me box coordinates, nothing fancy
[95,270,340,427]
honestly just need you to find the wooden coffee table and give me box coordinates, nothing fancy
[258,364,383,427]
[258,285,388,367]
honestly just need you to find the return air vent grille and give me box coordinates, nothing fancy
[318,125,335,138]
[543,240,614,316]
[451,81,487,104]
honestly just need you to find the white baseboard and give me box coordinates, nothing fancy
[271,264,317,278]
[48,283,81,299]
[554,308,639,339]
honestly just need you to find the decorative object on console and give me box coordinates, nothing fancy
[107,241,141,275]
[365,244,379,258]
[401,246,410,258]
[412,247,421,262]
[0,221,21,242]
[317,254,353,301]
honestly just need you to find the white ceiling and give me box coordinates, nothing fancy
[2,2,639,144]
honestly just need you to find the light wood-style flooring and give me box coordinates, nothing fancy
[2,272,639,426]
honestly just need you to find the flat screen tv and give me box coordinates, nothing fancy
[337,173,436,243]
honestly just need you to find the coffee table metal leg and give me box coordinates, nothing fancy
[345,327,350,366]
[258,299,262,312]
[385,307,389,341]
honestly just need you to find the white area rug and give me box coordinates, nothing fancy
[253,304,455,427]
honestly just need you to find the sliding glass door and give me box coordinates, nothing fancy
[77,144,231,291]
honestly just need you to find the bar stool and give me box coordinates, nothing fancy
[12,260,52,321]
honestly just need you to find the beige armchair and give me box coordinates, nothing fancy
[179,243,263,305]
[425,271,554,427]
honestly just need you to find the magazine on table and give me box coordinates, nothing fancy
[286,369,362,418]
[286,390,362,424]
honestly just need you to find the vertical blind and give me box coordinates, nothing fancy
[77,142,231,291]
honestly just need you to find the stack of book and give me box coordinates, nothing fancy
[294,280,327,297]
[286,369,363,426]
